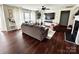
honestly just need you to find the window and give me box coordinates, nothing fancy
[24,12,31,22]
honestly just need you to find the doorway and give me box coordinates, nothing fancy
[60,10,70,26]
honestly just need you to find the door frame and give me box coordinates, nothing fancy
[59,10,70,26]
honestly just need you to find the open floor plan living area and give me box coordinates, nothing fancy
[0,4,79,54]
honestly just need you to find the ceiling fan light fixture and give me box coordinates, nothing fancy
[42,6,46,10]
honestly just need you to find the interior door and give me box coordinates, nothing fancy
[60,11,70,26]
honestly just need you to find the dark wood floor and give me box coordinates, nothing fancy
[0,30,79,54]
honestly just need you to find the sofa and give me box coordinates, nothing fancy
[21,23,49,41]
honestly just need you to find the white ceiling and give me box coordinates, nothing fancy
[8,4,76,10]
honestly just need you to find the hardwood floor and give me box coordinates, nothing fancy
[0,30,79,54]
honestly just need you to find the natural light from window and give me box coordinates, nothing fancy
[24,12,31,22]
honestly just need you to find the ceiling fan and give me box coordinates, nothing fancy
[41,6,50,10]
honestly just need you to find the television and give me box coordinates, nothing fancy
[44,13,55,20]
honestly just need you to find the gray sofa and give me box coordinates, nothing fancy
[21,23,48,41]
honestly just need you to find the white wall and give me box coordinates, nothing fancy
[13,8,25,29]
[43,7,78,25]
[2,4,17,31]
[13,8,21,29]
[31,10,36,23]
[43,8,72,25]
[68,6,79,26]
[75,28,79,45]
[53,10,61,24]
[44,9,60,24]
[0,6,2,30]
[0,5,7,31]
[2,5,25,31]
[0,4,78,31]
[0,4,36,31]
